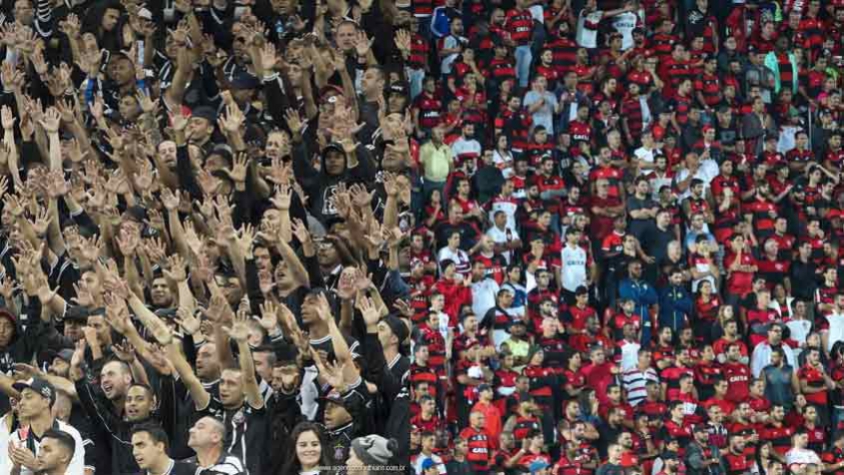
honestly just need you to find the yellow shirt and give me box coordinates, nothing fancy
[420,142,453,182]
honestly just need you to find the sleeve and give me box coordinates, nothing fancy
[65,425,87,475]
[176,144,203,201]
[685,443,705,470]
[33,0,52,38]
[750,345,766,378]
[157,375,179,440]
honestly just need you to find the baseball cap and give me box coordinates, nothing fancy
[190,105,218,123]
[231,74,261,90]
[421,459,437,471]
[13,378,56,406]
[45,348,75,363]
[693,424,709,433]
[320,390,348,408]
[662,451,679,461]
[383,315,409,343]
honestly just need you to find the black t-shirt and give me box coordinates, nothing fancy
[200,400,268,475]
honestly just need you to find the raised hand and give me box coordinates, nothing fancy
[218,103,245,135]
[355,295,380,326]
[162,254,187,282]
[1,105,15,131]
[259,42,277,72]
[160,187,180,211]
[223,152,249,183]
[283,109,304,141]
[270,184,292,210]
[235,223,255,256]
[175,306,202,335]
[224,306,251,343]
[258,300,279,333]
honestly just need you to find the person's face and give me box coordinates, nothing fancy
[132,432,165,469]
[100,361,131,401]
[150,277,173,307]
[629,262,642,278]
[336,24,358,51]
[295,430,323,468]
[108,57,134,85]
[265,131,290,160]
[253,351,275,383]
[188,417,221,449]
[324,149,346,175]
[219,368,245,408]
[17,388,49,418]
[0,316,14,347]
[157,140,177,169]
[195,343,220,380]
[125,385,154,421]
[36,438,71,472]
[361,68,383,94]
[187,116,213,142]
[451,18,463,34]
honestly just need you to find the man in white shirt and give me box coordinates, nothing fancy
[451,123,481,173]
[559,227,589,298]
[8,379,85,475]
[785,431,821,475]
[824,294,844,352]
[471,261,500,322]
[487,210,521,264]
[751,324,797,378]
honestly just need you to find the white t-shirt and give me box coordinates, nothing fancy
[523,91,558,134]
[8,420,86,475]
[576,10,603,48]
[560,244,588,292]
[827,312,844,351]
[487,225,517,264]
[611,12,639,50]
[634,147,657,172]
[785,448,821,467]
[472,278,500,323]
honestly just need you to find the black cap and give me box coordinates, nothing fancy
[478,383,493,392]
[13,378,56,406]
[191,105,218,123]
[64,305,92,322]
[231,74,260,90]
[389,83,408,96]
[383,314,409,343]
[321,390,349,408]
[322,142,346,156]
[662,451,679,461]
[693,424,709,433]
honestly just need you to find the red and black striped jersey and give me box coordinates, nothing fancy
[505,8,534,45]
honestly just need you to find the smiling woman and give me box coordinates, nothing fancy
[279,422,335,475]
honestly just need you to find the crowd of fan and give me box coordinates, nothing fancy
[407,0,844,474]
[0,0,417,472]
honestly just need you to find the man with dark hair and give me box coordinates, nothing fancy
[8,378,86,475]
[35,430,77,475]
[130,423,197,475]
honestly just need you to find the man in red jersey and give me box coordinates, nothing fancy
[460,411,492,474]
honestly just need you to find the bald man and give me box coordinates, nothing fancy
[185,416,246,474]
